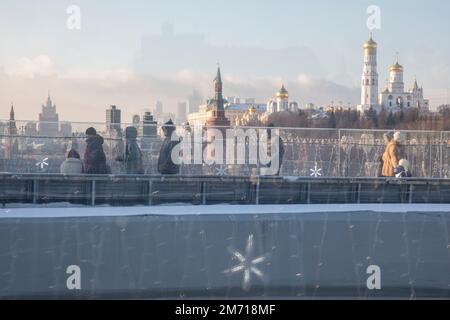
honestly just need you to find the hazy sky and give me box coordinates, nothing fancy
[1,0,449,122]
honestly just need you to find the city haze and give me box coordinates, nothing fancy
[0,0,449,122]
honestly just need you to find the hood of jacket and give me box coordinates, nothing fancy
[86,135,104,149]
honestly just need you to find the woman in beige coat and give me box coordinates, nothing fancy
[382,132,402,177]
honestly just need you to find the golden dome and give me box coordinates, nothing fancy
[363,33,377,50]
[390,61,403,72]
[248,105,257,113]
[276,84,289,99]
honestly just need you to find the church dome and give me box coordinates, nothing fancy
[390,62,403,72]
[276,85,289,99]
[248,105,257,113]
[363,34,377,50]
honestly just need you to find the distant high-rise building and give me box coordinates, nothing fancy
[3,104,18,159]
[139,112,157,137]
[177,102,187,124]
[39,92,59,137]
[8,104,17,136]
[154,101,163,122]
[106,105,121,132]
[139,111,158,150]
[188,90,202,113]
[161,22,174,37]
[60,122,72,137]
[25,122,38,136]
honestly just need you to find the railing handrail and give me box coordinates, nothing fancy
[1,172,449,183]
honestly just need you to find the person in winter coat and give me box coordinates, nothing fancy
[116,126,144,174]
[378,132,393,177]
[394,159,412,178]
[382,131,402,177]
[157,119,180,174]
[60,149,84,175]
[111,128,125,162]
[84,127,110,174]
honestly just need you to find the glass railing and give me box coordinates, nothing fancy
[1,119,449,178]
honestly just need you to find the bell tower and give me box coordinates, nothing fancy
[359,32,379,112]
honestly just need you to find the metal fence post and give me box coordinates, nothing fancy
[440,131,444,178]
[357,183,361,204]
[91,180,96,206]
[148,180,153,206]
[202,181,207,205]
[337,129,341,177]
[306,182,311,204]
[32,179,38,204]
[409,183,413,204]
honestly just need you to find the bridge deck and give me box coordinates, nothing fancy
[1,174,449,299]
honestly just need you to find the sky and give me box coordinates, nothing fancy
[0,0,449,123]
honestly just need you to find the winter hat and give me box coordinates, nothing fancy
[67,149,81,159]
[162,119,176,135]
[164,119,174,126]
[399,159,410,169]
[383,131,394,142]
[85,127,97,136]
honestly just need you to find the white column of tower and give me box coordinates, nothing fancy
[361,33,379,111]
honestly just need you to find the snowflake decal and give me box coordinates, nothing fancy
[310,164,322,177]
[36,157,49,170]
[224,234,269,291]
[215,165,228,176]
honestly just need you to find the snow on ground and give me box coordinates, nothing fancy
[0,203,449,218]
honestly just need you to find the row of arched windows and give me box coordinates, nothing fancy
[362,79,378,86]
[388,95,412,101]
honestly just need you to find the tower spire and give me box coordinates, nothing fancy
[215,63,222,84]
[413,75,419,91]
[214,64,223,110]
[10,103,14,120]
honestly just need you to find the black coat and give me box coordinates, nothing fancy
[122,139,144,174]
[84,135,110,174]
[157,137,180,174]
[394,165,412,178]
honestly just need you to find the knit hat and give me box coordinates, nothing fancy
[85,127,97,136]
[162,119,175,134]
[67,149,81,159]
[399,159,410,169]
